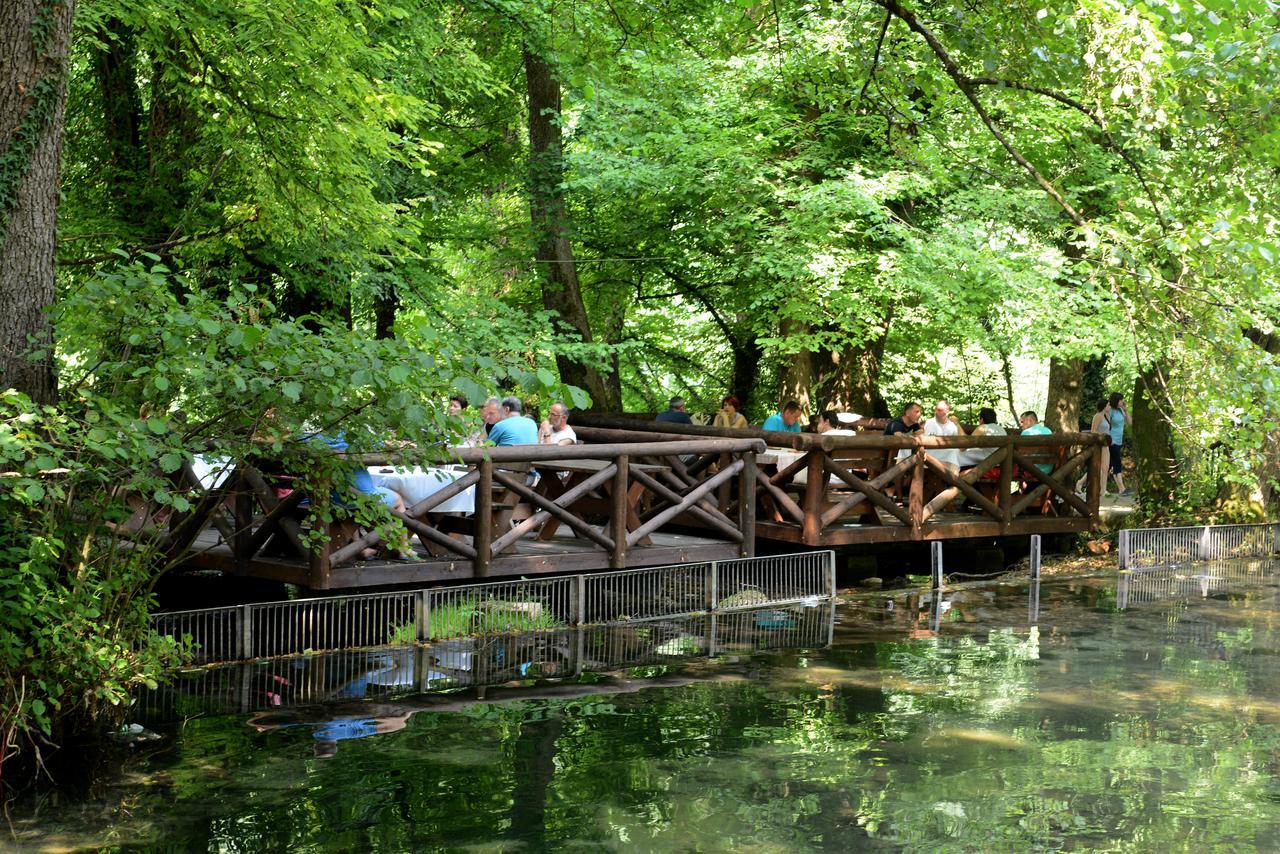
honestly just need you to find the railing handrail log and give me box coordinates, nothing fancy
[356,437,767,466]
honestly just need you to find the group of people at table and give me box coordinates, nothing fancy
[657,391,1132,496]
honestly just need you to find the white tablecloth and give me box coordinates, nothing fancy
[369,466,475,513]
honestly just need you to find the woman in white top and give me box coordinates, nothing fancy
[958,407,1007,468]
[1077,399,1112,494]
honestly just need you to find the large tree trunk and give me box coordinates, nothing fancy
[1132,365,1178,506]
[0,0,75,403]
[777,318,814,415]
[816,335,891,418]
[373,287,397,340]
[523,47,617,411]
[1044,357,1083,432]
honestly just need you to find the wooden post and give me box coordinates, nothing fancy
[611,454,629,569]
[475,458,493,577]
[802,451,826,546]
[908,450,924,539]
[233,472,253,569]
[239,603,254,660]
[999,441,1014,532]
[1085,440,1104,525]
[416,588,430,643]
[737,452,757,558]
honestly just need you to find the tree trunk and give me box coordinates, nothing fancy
[816,335,891,418]
[93,17,145,229]
[0,0,75,403]
[523,47,617,411]
[730,333,763,414]
[777,318,814,415]
[1132,365,1178,506]
[373,287,397,340]
[1044,357,1083,432]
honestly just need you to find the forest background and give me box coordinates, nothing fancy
[2,0,1279,776]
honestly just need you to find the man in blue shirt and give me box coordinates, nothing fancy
[487,396,539,446]
[655,396,693,425]
[762,400,803,433]
[1019,411,1053,474]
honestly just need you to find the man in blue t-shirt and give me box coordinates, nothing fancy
[487,396,539,446]
[761,400,804,433]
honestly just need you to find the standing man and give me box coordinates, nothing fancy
[656,396,693,425]
[488,396,539,446]
[923,400,966,471]
[538,402,578,446]
[762,400,804,433]
[1107,392,1132,495]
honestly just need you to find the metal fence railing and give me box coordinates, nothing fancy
[151,551,837,664]
[134,603,837,722]
[1118,523,1279,570]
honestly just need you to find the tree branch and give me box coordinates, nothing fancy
[871,0,1085,226]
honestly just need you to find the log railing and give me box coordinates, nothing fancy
[572,417,1110,546]
[125,437,766,587]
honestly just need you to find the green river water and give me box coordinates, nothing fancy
[12,560,1280,852]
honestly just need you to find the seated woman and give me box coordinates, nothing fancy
[957,407,1007,469]
[713,395,748,429]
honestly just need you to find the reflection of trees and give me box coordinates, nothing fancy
[39,585,1280,851]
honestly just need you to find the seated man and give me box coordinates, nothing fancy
[1019,410,1053,474]
[922,400,966,471]
[655,396,693,425]
[487,396,539,446]
[958,407,1007,468]
[538,402,578,446]
[481,396,502,438]
[762,400,804,433]
[306,432,413,560]
[885,401,924,463]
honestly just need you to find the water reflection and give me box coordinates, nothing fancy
[17,564,1280,852]
[134,603,836,724]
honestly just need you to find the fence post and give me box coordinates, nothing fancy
[1118,529,1130,570]
[930,542,944,590]
[416,589,430,643]
[239,604,254,660]
[828,551,837,600]
[574,574,586,627]
[1029,535,1041,581]
[708,561,719,613]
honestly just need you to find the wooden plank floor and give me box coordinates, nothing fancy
[185,528,743,590]
[756,506,1094,547]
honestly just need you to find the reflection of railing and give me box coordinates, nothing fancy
[574,417,1108,544]
[134,604,836,723]
[1116,558,1280,607]
[151,551,837,663]
[1118,523,1280,569]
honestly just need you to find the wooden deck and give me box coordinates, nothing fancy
[186,527,741,589]
[124,418,1106,592]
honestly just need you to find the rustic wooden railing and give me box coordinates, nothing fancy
[572,415,1109,546]
[121,437,766,587]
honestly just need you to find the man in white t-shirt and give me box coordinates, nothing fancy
[538,402,578,446]
[923,400,966,471]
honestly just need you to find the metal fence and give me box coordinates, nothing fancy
[151,551,837,664]
[134,603,836,722]
[1118,523,1279,570]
